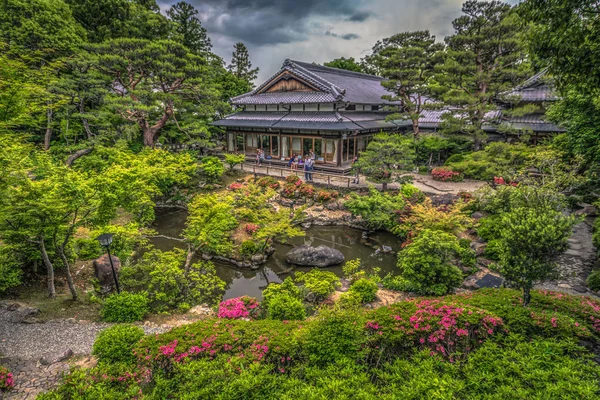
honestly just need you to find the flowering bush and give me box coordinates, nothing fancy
[432,167,463,182]
[244,223,259,234]
[256,176,280,190]
[228,182,244,190]
[281,183,297,198]
[217,296,260,320]
[285,175,302,185]
[299,184,315,197]
[0,366,14,391]
[367,299,503,362]
[316,190,339,203]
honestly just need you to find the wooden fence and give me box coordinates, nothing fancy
[239,163,356,188]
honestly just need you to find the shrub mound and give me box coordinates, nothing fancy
[92,324,145,365]
[101,291,149,323]
[41,290,600,400]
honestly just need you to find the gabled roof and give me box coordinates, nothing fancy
[501,69,559,102]
[231,59,397,106]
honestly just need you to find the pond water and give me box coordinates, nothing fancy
[150,207,400,300]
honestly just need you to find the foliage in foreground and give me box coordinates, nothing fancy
[92,324,145,365]
[41,289,600,400]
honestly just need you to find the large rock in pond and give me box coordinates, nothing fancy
[285,245,345,267]
[93,254,121,294]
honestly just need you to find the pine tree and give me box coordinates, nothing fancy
[435,1,530,150]
[167,1,212,55]
[228,43,259,89]
[369,31,444,137]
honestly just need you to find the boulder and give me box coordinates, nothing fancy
[471,212,484,220]
[9,306,40,323]
[40,349,73,365]
[574,203,598,217]
[285,245,345,267]
[92,254,121,295]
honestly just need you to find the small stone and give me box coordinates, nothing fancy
[381,245,393,254]
[471,212,484,220]
[65,317,77,324]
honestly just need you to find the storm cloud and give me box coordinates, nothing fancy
[158,0,519,82]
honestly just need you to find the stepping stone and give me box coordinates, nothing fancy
[475,274,504,289]
[569,243,583,250]
[565,249,582,257]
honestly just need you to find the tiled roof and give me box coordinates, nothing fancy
[501,69,559,102]
[232,59,398,106]
[415,109,502,128]
[212,111,399,131]
[502,114,565,133]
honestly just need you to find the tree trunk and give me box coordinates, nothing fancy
[79,100,94,139]
[522,286,532,306]
[382,182,388,192]
[57,245,78,301]
[473,135,483,151]
[39,237,55,298]
[411,118,420,139]
[66,148,92,166]
[44,107,53,151]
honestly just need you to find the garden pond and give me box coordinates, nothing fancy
[151,207,400,300]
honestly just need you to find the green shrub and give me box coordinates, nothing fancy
[348,278,378,303]
[223,153,246,172]
[294,269,340,302]
[301,308,367,366]
[266,292,306,321]
[100,292,148,323]
[92,324,145,364]
[338,290,363,309]
[345,187,406,230]
[240,240,258,257]
[262,277,302,307]
[586,270,600,291]
[400,183,425,203]
[396,229,464,296]
[199,156,225,183]
[381,274,419,292]
[74,237,103,260]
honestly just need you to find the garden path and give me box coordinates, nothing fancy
[0,304,177,399]
[535,217,598,297]
[237,163,487,194]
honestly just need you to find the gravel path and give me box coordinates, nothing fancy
[0,311,111,359]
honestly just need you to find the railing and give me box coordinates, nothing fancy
[239,163,356,188]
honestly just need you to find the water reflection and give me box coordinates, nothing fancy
[151,207,400,300]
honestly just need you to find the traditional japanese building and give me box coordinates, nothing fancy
[212,59,405,171]
[213,60,563,170]
[497,69,565,141]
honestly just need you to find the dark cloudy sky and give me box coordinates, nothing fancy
[158,0,518,82]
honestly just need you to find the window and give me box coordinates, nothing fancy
[371,105,380,111]
[345,104,356,111]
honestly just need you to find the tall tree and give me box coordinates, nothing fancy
[324,57,363,72]
[0,0,85,59]
[90,38,219,147]
[167,1,212,55]
[434,1,529,150]
[368,31,444,137]
[520,0,600,171]
[228,43,259,89]
[65,0,170,43]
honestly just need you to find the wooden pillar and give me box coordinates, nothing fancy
[336,135,342,167]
